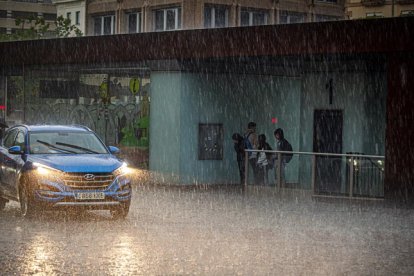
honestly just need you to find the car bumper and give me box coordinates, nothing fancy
[32,176,131,209]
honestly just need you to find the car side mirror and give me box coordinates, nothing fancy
[108,146,120,154]
[8,145,23,155]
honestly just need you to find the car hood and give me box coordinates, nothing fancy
[28,154,123,173]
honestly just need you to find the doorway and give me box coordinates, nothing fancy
[313,110,343,194]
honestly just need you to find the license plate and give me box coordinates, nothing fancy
[75,192,105,200]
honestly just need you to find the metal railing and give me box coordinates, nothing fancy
[244,149,385,199]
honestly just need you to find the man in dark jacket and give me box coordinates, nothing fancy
[274,128,293,185]
[232,133,245,184]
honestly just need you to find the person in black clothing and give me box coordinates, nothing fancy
[274,128,292,185]
[256,134,272,185]
[232,133,245,184]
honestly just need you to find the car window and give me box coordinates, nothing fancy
[29,131,108,154]
[14,131,25,149]
[3,129,18,148]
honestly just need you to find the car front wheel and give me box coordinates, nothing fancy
[19,180,36,218]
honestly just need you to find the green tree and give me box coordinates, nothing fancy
[0,15,83,42]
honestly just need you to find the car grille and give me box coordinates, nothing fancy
[63,173,115,190]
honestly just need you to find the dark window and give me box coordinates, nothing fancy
[128,12,141,33]
[75,11,80,25]
[94,15,115,35]
[0,10,7,19]
[94,17,101,35]
[204,5,228,28]
[154,7,181,31]
[12,11,38,20]
[280,11,306,24]
[103,16,113,34]
[241,9,268,26]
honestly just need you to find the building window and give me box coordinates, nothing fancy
[366,12,383,18]
[240,9,268,26]
[128,12,142,33]
[401,10,414,17]
[280,11,306,24]
[75,11,80,25]
[66,12,71,21]
[204,5,229,28]
[94,15,115,35]
[154,7,181,31]
[315,14,341,22]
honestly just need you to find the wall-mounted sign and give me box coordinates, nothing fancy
[198,123,223,160]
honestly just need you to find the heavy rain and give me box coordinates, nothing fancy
[0,0,414,275]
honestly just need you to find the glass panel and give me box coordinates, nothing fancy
[76,11,80,25]
[253,12,266,25]
[240,11,250,26]
[128,13,137,33]
[94,17,102,35]
[204,6,212,28]
[103,16,112,35]
[280,11,305,24]
[155,10,164,31]
[166,9,176,30]
[215,7,227,28]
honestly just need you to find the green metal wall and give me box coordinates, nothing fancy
[149,70,386,187]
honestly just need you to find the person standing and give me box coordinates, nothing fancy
[244,122,259,184]
[274,128,293,186]
[232,133,245,185]
[256,134,272,185]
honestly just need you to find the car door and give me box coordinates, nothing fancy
[0,128,26,198]
[0,128,19,196]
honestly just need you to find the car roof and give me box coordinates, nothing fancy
[13,125,92,132]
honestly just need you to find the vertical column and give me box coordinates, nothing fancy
[229,3,237,27]
[385,55,414,200]
[269,7,275,25]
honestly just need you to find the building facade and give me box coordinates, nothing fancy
[0,0,57,35]
[346,0,414,19]
[1,17,413,200]
[52,0,86,34]
[53,0,345,36]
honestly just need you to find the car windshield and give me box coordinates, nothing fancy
[29,131,108,154]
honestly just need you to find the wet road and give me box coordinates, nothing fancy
[0,185,413,275]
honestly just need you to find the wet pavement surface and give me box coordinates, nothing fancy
[0,184,413,275]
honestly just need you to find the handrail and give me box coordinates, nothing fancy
[244,149,384,159]
[243,149,385,199]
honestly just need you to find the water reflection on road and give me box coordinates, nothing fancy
[0,185,413,275]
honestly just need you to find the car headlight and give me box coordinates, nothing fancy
[113,162,131,177]
[33,162,63,177]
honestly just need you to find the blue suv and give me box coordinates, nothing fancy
[0,125,132,219]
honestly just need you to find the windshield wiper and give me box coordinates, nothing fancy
[55,142,99,154]
[36,140,77,154]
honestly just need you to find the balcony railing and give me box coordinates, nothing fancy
[244,150,385,199]
[361,0,386,6]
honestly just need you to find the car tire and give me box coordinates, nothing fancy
[0,198,7,211]
[110,201,130,220]
[19,179,37,218]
